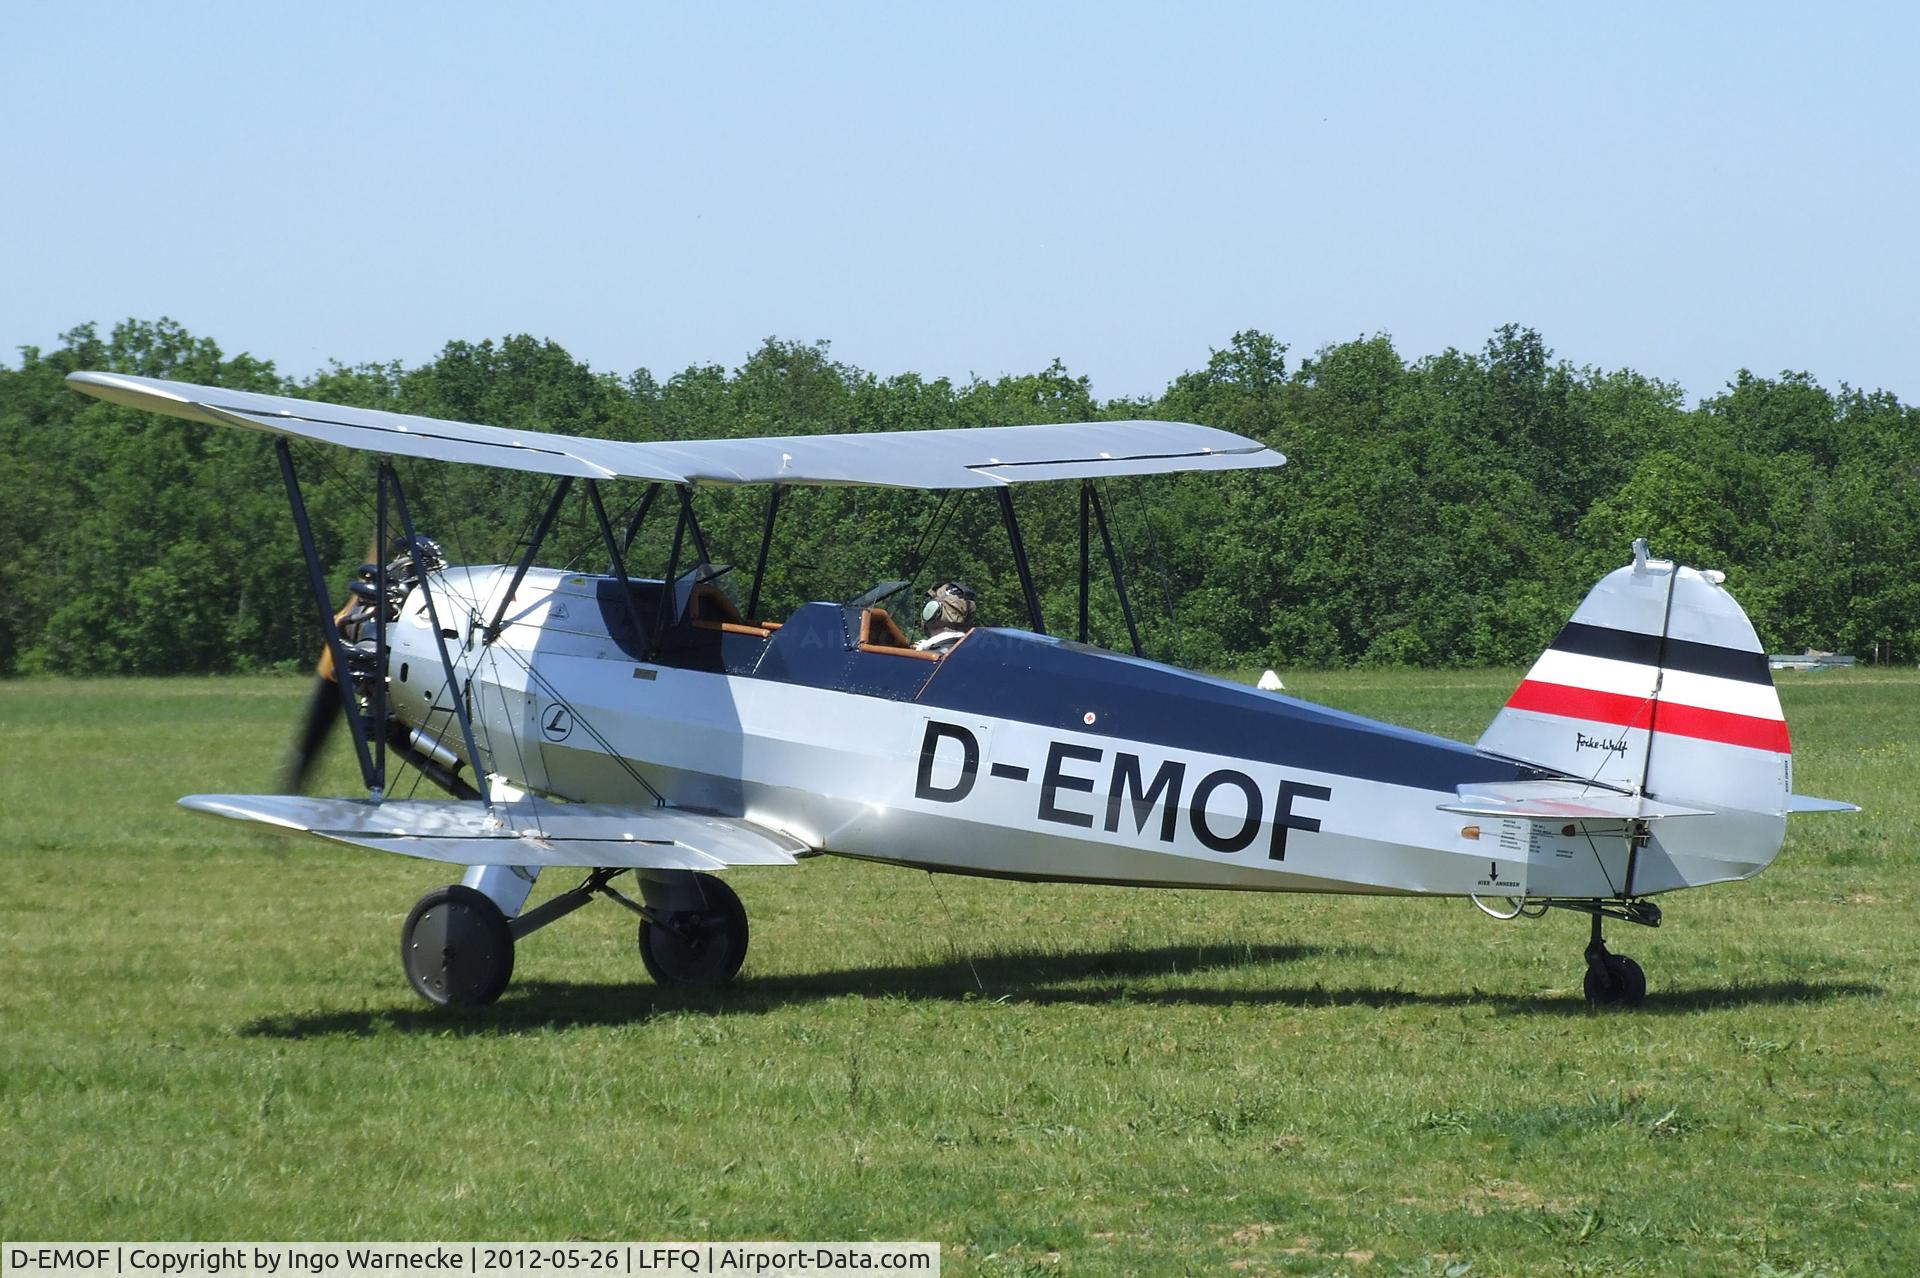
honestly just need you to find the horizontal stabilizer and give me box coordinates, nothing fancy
[1440,781,1712,822]
[1788,794,1860,813]
[181,795,810,869]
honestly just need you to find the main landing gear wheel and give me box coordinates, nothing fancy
[402,884,515,1006]
[1582,910,1646,1008]
[637,873,748,986]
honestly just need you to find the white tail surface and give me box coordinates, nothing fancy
[1480,544,1790,819]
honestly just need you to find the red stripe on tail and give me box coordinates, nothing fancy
[1505,680,1789,752]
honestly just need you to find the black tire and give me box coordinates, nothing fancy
[1610,955,1647,1005]
[1583,953,1647,1007]
[402,884,515,1006]
[637,873,749,986]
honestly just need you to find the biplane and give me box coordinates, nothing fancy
[68,370,1854,1008]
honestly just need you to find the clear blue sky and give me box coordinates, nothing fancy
[4,2,1915,404]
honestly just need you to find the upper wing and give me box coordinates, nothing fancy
[181,794,812,870]
[68,371,1284,489]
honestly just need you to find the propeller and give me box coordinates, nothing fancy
[278,571,370,790]
[279,535,447,793]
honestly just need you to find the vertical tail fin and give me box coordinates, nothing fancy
[1479,540,1790,816]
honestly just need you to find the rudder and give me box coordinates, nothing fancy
[1479,540,1790,817]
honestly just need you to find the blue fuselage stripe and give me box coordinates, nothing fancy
[622,593,1539,794]
[910,632,1532,792]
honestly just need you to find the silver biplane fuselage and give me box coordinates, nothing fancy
[385,563,1782,905]
[66,368,1851,1008]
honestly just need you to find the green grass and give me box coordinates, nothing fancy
[1,670,1916,1276]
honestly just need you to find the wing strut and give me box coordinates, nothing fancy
[487,475,574,642]
[1078,483,1091,644]
[619,483,663,556]
[683,486,713,565]
[653,486,692,645]
[586,480,650,645]
[371,464,390,792]
[1090,482,1143,658]
[276,439,379,795]
[745,485,783,621]
[997,487,1047,634]
[387,463,493,808]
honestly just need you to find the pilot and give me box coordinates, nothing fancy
[916,581,978,654]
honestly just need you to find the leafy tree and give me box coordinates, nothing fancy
[3,317,1913,677]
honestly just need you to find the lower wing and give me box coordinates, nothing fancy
[181,794,811,870]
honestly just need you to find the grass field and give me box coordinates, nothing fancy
[1,670,1915,1276]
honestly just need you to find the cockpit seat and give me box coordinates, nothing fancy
[689,583,773,637]
[858,607,939,660]
[690,583,742,623]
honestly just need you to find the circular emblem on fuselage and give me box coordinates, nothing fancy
[540,704,575,742]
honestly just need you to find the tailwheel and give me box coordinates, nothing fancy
[1583,953,1646,1006]
[637,872,749,986]
[402,884,515,1006]
[1581,911,1646,1007]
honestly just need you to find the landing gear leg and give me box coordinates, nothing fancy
[1582,910,1646,1007]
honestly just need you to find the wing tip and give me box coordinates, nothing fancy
[65,369,122,396]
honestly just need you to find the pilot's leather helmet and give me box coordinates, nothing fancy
[922,581,978,631]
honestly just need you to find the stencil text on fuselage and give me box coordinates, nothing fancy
[914,719,1332,859]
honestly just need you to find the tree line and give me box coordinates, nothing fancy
[1,318,1913,678]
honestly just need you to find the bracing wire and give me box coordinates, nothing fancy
[926,871,986,993]
[1103,479,1173,658]
[900,491,954,582]
[491,640,665,805]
